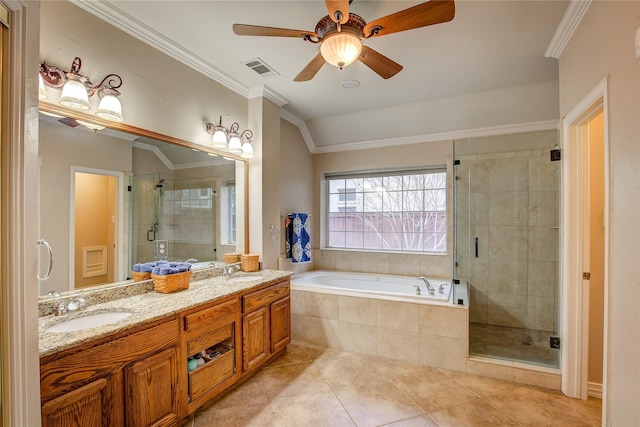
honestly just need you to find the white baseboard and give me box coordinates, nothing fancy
[588,381,603,399]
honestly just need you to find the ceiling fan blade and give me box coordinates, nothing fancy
[294,53,326,82]
[363,0,455,38]
[233,24,317,39]
[357,46,403,79]
[326,0,349,24]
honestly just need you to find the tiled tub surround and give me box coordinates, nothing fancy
[291,270,469,373]
[39,269,291,357]
[290,269,561,389]
[313,248,453,278]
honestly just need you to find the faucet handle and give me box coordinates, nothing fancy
[54,300,68,316]
[67,297,87,312]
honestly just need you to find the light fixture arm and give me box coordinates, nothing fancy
[40,56,123,97]
[240,130,253,141]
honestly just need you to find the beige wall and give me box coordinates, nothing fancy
[313,140,453,278]
[559,1,640,423]
[248,96,281,269]
[588,110,605,386]
[279,119,314,273]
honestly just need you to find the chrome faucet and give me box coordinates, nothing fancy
[222,264,241,277]
[184,258,198,263]
[52,297,87,316]
[418,277,435,295]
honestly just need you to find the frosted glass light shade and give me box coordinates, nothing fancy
[38,74,48,99]
[59,79,90,110]
[241,141,254,159]
[211,128,228,149]
[320,32,362,69]
[227,134,243,154]
[96,94,124,122]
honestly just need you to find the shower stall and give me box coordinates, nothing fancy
[129,173,218,268]
[454,130,560,368]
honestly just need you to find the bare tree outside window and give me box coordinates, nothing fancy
[327,170,446,252]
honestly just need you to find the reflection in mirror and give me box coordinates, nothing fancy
[38,105,247,297]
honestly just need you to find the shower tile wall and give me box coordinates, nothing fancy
[312,248,453,279]
[131,177,217,265]
[456,150,558,332]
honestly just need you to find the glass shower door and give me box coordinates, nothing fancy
[454,131,560,368]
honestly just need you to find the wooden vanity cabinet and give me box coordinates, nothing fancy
[242,279,291,373]
[181,295,241,415]
[40,318,180,427]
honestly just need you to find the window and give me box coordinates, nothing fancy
[325,169,447,252]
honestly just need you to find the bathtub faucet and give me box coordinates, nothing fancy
[418,277,435,295]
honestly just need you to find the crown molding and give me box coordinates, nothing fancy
[545,0,592,59]
[248,84,289,107]
[72,0,252,98]
[312,120,560,154]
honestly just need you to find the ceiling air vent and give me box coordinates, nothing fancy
[242,57,280,79]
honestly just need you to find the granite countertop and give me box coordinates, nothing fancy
[39,270,292,358]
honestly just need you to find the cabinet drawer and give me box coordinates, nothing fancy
[243,282,289,313]
[188,350,235,401]
[184,298,239,333]
[187,324,233,356]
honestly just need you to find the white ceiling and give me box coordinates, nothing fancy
[75,0,569,149]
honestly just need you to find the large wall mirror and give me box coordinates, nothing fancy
[37,102,248,297]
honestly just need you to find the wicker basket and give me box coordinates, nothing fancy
[131,271,152,282]
[241,254,260,272]
[151,271,192,293]
[224,253,241,264]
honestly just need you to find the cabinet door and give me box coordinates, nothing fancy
[242,306,269,372]
[271,295,291,354]
[125,347,179,427]
[41,378,108,427]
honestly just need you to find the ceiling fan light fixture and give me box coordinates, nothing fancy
[320,32,362,69]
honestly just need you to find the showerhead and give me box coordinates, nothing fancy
[156,178,165,189]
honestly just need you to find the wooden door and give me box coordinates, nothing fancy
[270,295,291,354]
[41,378,108,427]
[125,347,179,427]
[242,306,269,372]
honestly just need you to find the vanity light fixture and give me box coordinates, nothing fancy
[205,117,254,159]
[39,56,125,122]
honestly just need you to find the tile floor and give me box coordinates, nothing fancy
[182,342,601,427]
[469,322,559,368]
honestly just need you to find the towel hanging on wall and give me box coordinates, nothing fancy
[285,213,311,263]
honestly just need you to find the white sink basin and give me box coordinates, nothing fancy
[228,275,264,283]
[46,312,132,333]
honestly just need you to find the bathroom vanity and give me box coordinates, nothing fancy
[39,271,291,426]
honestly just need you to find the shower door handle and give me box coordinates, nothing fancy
[37,239,53,281]
[474,237,479,258]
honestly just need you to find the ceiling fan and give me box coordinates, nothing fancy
[233,0,455,82]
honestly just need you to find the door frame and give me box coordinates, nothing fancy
[561,77,610,405]
[70,166,125,289]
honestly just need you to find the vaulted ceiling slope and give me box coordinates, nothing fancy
[73,0,569,150]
